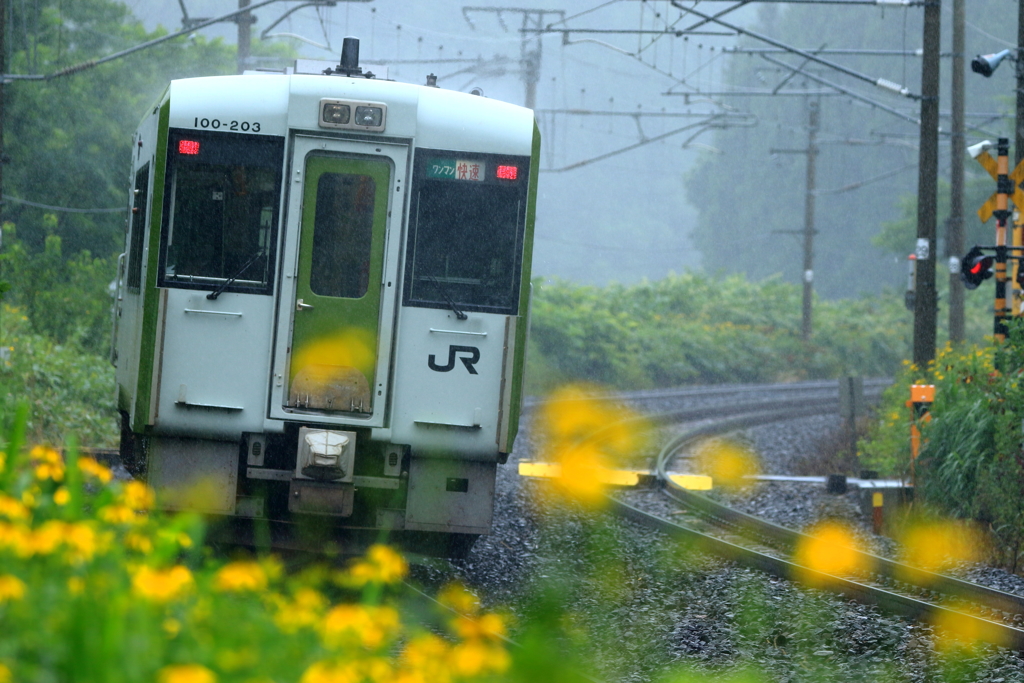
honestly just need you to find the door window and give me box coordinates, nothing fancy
[310,173,376,299]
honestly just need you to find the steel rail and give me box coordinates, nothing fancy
[590,394,1024,648]
[526,378,890,408]
[609,497,1024,648]
[656,420,1024,616]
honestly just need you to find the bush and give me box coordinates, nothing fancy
[858,327,1024,570]
[0,416,513,683]
[0,305,117,448]
[526,273,912,393]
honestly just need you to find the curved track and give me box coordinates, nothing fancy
[603,386,1024,649]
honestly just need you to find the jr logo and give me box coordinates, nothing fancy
[428,345,480,375]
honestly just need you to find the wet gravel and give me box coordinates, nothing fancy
[410,388,1024,682]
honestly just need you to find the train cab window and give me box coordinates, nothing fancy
[159,130,284,294]
[126,163,149,293]
[404,150,530,315]
[310,173,376,299]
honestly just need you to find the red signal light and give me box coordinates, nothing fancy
[178,140,201,155]
[496,165,518,180]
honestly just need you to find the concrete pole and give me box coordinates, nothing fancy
[948,0,965,343]
[802,100,819,341]
[913,0,942,366]
[237,0,251,74]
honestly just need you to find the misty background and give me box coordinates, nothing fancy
[16,0,1024,297]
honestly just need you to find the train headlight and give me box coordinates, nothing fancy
[354,106,383,127]
[319,99,386,132]
[322,102,351,125]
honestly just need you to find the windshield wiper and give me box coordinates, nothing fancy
[428,275,467,320]
[207,249,266,300]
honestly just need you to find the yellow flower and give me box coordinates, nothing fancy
[132,565,195,603]
[214,561,267,593]
[124,531,154,554]
[157,663,216,683]
[0,522,30,556]
[0,495,28,521]
[30,445,63,469]
[300,659,395,683]
[274,587,328,633]
[99,504,141,525]
[693,438,759,490]
[448,640,510,677]
[342,544,408,587]
[899,520,983,576]
[321,604,400,650]
[53,488,70,506]
[451,612,507,641]
[400,634,452,683]
[28,520,65,556]
[63,523,101,563]
[0,575,26,603]
[77,457,113,484]
[931,603,1009,651]
[793,522,871,585]
[121,481,155,510]
[535,384,649,508]
[437,583,480,615]
[0,663,9,683]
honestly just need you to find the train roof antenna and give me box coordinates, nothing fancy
[335,37,363,77]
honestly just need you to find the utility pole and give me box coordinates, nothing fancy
[769,99,819,339]
[913,0,941,366]
[801,99,819,341]
[462,7,564,109]
[1013,0,1024,324]
[237,0,254,74]
[1018,0,1024,170]
[948,0,965,343]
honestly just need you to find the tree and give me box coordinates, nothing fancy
[4,0,238,258]
[684,1,1015,298]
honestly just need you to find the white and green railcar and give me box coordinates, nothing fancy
[111,42,538,554]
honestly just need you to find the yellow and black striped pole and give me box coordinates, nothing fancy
[995,138,1011,341]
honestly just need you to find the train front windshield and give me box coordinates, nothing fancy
[159,130,284,295]
[404,150,531,316]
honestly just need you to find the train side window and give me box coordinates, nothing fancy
[159,130,284,294]
[310,172,375,299]
[404,150,529,316]
[126,163,149,293]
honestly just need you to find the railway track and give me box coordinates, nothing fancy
[599,386,1024,649]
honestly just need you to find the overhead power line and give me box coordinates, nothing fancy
[668,0,920,99]
[1,0,309,82]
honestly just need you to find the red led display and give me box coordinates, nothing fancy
[496,165,518,180]
[178,140,201,155]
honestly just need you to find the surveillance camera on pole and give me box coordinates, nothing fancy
[971,49,1014,77]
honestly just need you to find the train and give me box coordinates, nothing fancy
[110,38,538,555]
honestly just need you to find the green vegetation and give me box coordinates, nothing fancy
[528,273,931,394]
[0,419,514,683]
[0,305,116,448]
[859,326,1024,570]
[0,0,299,449]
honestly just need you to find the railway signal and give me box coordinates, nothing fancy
[961,247,994,289]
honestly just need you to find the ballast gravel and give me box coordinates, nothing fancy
[410,389,1024,682]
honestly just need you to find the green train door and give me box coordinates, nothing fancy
[287,153,391,414]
